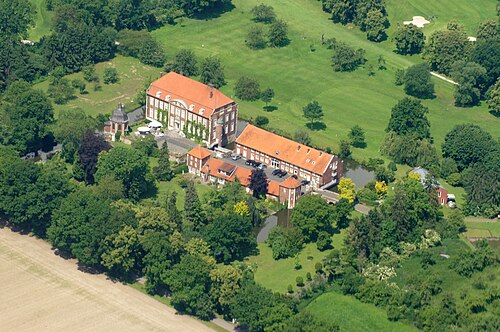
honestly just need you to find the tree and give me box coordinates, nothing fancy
[246,25,267,49]
[394,68,405,85]
[173,49,198,76]
[140,231,175,294]
[234,76,261,101]
[290,195,334,242]
[72,79,86,94]
[203,214,257,263]
[184,180,206,231]
[1,81,55,154]
[394,24,425,55]
[251,3,276,23]
[200,56,225,88]
[348,125,366,148]
[386,97,430,139]
[303,100,324,124]
[138,38,165,67]
[450,61,487,107]
[477,19,499,41]
[487,78,500,115]
[375,181,388,200]
[0,0,34,37]
[462,154,499,217]
[52,109,96,163]
[339,139,351,159]
[83,65,97,82]
[442,124,497,170]
[404,63,434,99]
[154,142,174,181]
[331,42,366,72]
[381,132,438,168]
[338,177,356,203]
[364,10,387,42]
[101,225,140,277]
[103,67,119,84]
[254,115,269,127]
[210,264,243,313]
[267,19,289,47]
[164,254,215,319]
[261,88,274,108]
[267,226,304,259]
[473,39,500,86]
[132,135,157,157]
[284,311,339,332]
[95,146,152,200]
[293,129,311,145]
[249,168,268,198]
[78,131,111,184]
[424,25,471,74]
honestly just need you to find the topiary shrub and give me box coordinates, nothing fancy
[296,276,304,287]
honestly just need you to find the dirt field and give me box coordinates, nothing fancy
[0,227,213,332]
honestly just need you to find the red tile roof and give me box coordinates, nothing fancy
[236,125,334,174]
[280,177,302,189]
[187,145,212,159]
[267,180,280,197]
[147,72,234,118]
[202,158,251,186]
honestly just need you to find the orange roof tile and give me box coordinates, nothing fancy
[236,125,334,174]
[233,167,252,187]
[202,158,251,187]
[280,177,302,189]
[147,72,234,118]
[267,180,280,197]
[187,145,211,159]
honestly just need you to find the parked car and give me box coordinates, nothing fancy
[257,164,267,170]
[301,180,310,186]
[291,174,298,179]
[253,161,262,168]
[245,159,253,166]
[277,171,287,178]
[272,169,281,176]
[231,154,241,161]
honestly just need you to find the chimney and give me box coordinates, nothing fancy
[319,151,323,156]
[208,83,214,99]
[297,145,301,151]
[159,72,163,78]
[307,148,311,154]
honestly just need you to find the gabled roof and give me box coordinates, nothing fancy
[147,72,234,118]
[267,180,280,197]
[202,158,251,186]
[218,162,236,174]
[410,167,445,189]
[187,146,212,160]
[280,177,302,189]
[236,125,334,174]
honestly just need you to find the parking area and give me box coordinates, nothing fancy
[219,154,287,183]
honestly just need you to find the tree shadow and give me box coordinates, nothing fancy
[191,2,236,20]
[306,122,327,131]
[263,105,278,112]
[489,110,500,118]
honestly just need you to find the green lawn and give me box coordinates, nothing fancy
[465,220,500,238]
[34,56,159,118]
[154,173,213,209]
[150,0,499,161]
[28,0,53,42]
[306,291,417,332]
[247,240,336,294]
[386,0,497,35]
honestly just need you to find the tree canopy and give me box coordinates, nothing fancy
[394,24,425,55]
[386,97,430,139]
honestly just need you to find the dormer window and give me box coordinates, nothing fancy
[312,161,316,165]
[189,104,195,111]
[306,159,310,163]
[199,108,205,115]
[156,91,162,98]
[275,151,279,155]
[165,95,171,101]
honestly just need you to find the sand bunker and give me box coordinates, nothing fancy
[467,36,477,42]
[403,16,430,28]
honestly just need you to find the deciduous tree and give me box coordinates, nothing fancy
[404,63,434,99]
[78,131,111,184]
[338,177,356,203]
[251,3,275,23]
[290,195,334,241]
[303,100,324,124]
[249,168,268,198]
[267,19,289,47]
[173,49,198,76]
[386,97,430,139]
[200,56,225,88]
[394,24,425,55]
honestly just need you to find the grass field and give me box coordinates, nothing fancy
[35,56,158,118]
[150,0,498,161]
[28,0,53,42]
[465,220,500,238]
[306,291,417,332]
[247,228,346,294]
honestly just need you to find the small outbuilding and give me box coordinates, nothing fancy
[105,103,129,139]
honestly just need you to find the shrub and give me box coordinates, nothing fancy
[83,65,97,82]
[315,262,323,273]
[234,76,261,101]
[287,284,294,293]
[246,25,267,49]
[306,272,312,281]
[296,276,304,287]
[447,172,461,186]
[267,227,304,260]
[251,4,275,23]
[103,68,119,84]
[387,161,397,172]
[395,69,405,86]
[254,115,269,127]
[332,42,366,72]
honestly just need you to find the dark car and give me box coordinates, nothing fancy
[277,171,287,178]
[245,159,253,166]
[301,180,310,186]
[272,169,281,176]
[291,174,298,179]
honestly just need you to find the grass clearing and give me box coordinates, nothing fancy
[150,0,498,161]
[34,56,159,118]
[154,174,212,209]
[306,291,417,332]
[247,241,333,294]
[28,0,53,42]
[465,221,500,238]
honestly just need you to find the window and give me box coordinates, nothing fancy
[160,101,164,109]
[231,112,235,120]
[154,99,158,107]
[271,159,280,168]
[188,113,192,121]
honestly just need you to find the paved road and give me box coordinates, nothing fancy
[156,130,197,155]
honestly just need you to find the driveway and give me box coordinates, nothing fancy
[219,154,287,183]
[156,130,197,155]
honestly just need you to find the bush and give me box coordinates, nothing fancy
[251,4,275,23]
[315,262,323,273]
[447,172,461,186]
[103,68,119,84]
[404,63,434,99]
[387,161,397,172]
[316,231,332,251]
[267,227,304,260]
[306,272,312,281]
[287,284,294,293]
[254,115,269,127]
[234,76,261,101]
[71,79,86,94]
[246,25,267,49]
[296,276,304,287]
[395,69,405,86]
[83,65,97,82]
[293,130,311,145]
[332,43,366,72]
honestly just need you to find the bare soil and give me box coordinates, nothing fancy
[0,227,212,332]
